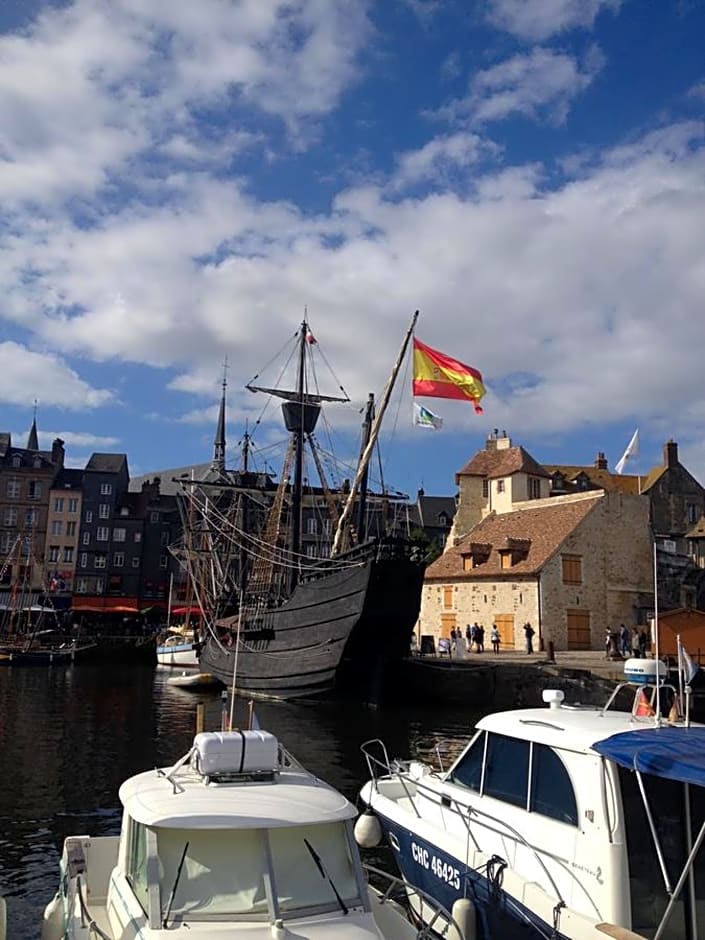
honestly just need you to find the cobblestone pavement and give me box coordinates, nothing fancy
[419,647,648,682]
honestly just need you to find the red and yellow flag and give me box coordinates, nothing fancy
[412,338,485,413]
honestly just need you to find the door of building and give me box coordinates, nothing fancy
[567,609,591,650]
[493,614,515,649]
[440,613,457,636]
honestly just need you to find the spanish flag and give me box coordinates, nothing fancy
[412,338,486,413]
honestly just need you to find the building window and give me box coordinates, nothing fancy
[307,518,318,535]
[120,506,129,517]
[68,498,78,513]
[99,503,110,519]
[82,532,90,545]
[496,479,505,493]
[48,546,60,563]
[0,532,12,553]
[96,527,109,542]
[51,520,63,536]
[11,455,21,468]
[25,509,39,527]
[66,521,76,537]
[150,511,159,523]
[499,551,512,570]
[159,555,168,569]
[562,555,582,585]
[28,481,42,500]
[528,477,541,500]
[6,479,20,498]
[100,482,113,495]
[53,497,64,513]
[443,585,454,609]
[114,552,125,568]
[63,547,74,563]
[33,456,41,468]
[159,530,169,546]
[76,578,88,593]
[4,508,17,526]
[687,503,699,525]
[131,556,140,568]
[482,479,489,498]
[95,553,107,569]
[85,510,93,523]
[80,553,88,568]
[134,532,142,543]
[113,528,126,542]
[95,578,104,593]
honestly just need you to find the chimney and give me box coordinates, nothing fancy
[594,451,608,470]
[51,438,65,468]
[664,440,678,469]
[486,429,499,452]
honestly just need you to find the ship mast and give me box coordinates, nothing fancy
[290,321,308,588]
[355,393,375,543]
[331,310,419,557]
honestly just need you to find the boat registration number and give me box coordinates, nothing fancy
[411,841,460,889]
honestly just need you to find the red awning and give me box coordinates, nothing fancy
[171,606,204,616]
[72,597,140,613]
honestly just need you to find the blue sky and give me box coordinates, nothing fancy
[1,0,705,498]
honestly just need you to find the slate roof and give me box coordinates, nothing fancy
[129,463,213,495]
[85,453,128,474]
[456,445,550,482]
[425,493,601,581]
[52,468,83,490]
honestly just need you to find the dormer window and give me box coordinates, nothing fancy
[462,541,492,570]
[11,455,20,468]
[33,456,42,469]
[498,537,531,569]
[438,512,449,527]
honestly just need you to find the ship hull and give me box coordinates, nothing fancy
[199,540,423,700]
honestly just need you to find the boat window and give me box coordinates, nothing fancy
[269,822,359,914]
[530,744,578,826]
[483,733,529,808]
[618,767,705,938]
[126,819,149,913]
[448,731,485,792]
[155,827,269,919]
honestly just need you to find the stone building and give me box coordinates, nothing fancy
[43,467,83,608]
[418,489,653,651]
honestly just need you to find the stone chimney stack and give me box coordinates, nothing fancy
[594,451,608,470]
[664,440,679,468]
[51,438,65,467]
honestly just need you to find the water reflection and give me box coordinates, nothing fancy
[0,664,479,937]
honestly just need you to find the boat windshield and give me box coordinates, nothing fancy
[154,821,359,920]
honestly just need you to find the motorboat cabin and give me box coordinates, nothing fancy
[42,729,460,940]
[359,661,705,940]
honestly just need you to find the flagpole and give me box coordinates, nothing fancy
[653,540,661,725]
[677,633,684,717]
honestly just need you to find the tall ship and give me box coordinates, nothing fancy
[174,314,425,700]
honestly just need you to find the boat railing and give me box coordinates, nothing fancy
[363,862,465,939]
[360,739,572,916]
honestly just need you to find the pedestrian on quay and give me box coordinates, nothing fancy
[470,622,480,652]
[465,623,472,648]
[524,622,535,654]
[632,626,640,658]
[619,623,630,657]
[491,625,500,654]
[450,627,458,653]
[477,624,485,653]
[638,628,648,658]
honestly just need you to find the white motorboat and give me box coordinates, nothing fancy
[156,631,199,668]
[358,658,705,940]
[41,728,466,940]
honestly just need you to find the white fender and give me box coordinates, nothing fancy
[450,896,476,940]
[40,892,64,940]
[353,810,383,848]
[0,897,6,940]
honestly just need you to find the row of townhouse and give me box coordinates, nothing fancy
[417,431,705,652]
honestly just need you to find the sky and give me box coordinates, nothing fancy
[2,0,705,498]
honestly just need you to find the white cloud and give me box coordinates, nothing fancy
[390,133,499,190]
[0,343,113,409]
[486,0,621,42]
[38,430,121,448]
[466,46,604,125]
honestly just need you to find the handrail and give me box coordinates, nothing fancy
[360,741,580,915]
[75,874,112,940]
[363,863,464,939]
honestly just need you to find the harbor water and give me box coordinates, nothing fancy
[0,662,477,938]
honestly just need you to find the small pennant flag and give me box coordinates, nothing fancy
[615,428,639,474]
[413,402,443,430]
[678,638,699,684]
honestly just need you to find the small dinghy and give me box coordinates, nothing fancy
[166,671,221,690]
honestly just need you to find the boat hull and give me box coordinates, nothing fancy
[199,540,423,700]
[156,641,199,668]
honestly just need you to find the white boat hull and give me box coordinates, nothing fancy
[156,641,199,668]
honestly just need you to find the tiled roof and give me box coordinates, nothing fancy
[544,465,642,494]
[425,493,601,581]
[456,445,550,481]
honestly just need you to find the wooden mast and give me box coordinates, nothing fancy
[331,310,419,557]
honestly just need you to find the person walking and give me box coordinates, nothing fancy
[523,622,535,654]
[619,623,630,657]
[491,625,500,654]
[477,624,485,653]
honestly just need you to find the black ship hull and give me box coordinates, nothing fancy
[199,539,424,700]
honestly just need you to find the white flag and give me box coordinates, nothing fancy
[679,639,699,684]
[413,402,443,430]
[615,428,639,474]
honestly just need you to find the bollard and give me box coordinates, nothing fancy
[547,640,555,663]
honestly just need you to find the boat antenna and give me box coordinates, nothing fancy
[653,539,661,724]
[331,310,419,556]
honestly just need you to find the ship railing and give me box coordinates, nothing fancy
[360,738,570,915]
[363,862,466,939]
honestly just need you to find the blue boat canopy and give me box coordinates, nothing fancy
[594,728,705,788]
